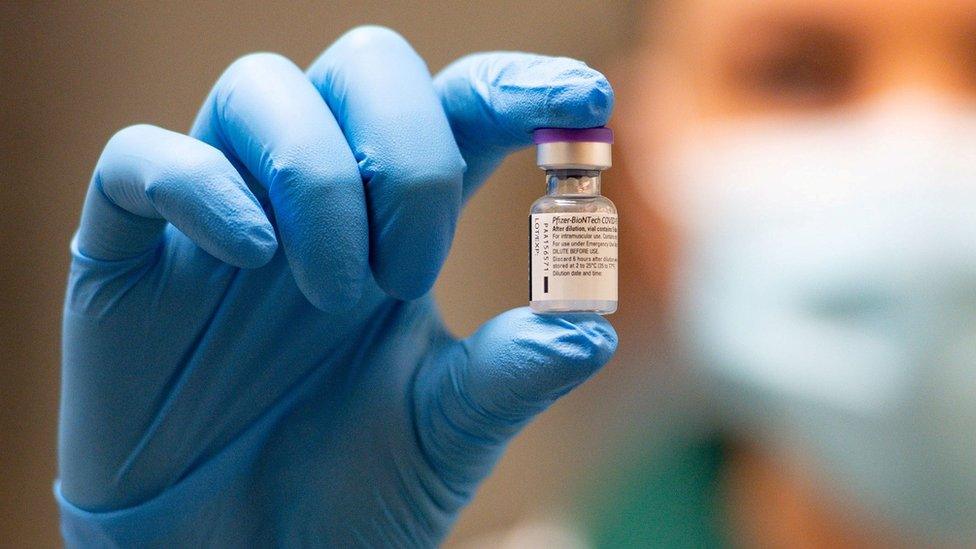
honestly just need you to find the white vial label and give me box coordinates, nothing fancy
[530,213,618,302]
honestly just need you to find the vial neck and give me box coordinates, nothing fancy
[545,169,602,197]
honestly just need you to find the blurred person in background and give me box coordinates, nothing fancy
[55,0,976,548]
[576,0,976,547]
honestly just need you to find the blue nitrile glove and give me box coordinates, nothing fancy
[58,26,616,547]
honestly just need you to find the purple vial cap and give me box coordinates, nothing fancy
[532,127,614,144]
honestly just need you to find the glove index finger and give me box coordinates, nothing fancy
[434,53,614,201]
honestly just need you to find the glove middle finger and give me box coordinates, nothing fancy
[308,26,465,301]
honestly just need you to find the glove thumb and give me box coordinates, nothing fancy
[414,307,617,497]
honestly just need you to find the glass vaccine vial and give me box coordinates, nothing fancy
[529,128,617,314]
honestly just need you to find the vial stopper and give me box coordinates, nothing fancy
[533,127,613,170]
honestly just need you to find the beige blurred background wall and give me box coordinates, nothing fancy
[0,1,642,546]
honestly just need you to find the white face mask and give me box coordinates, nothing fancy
[660,97,976,541]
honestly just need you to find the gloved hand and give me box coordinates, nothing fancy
[58,26,616,547]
